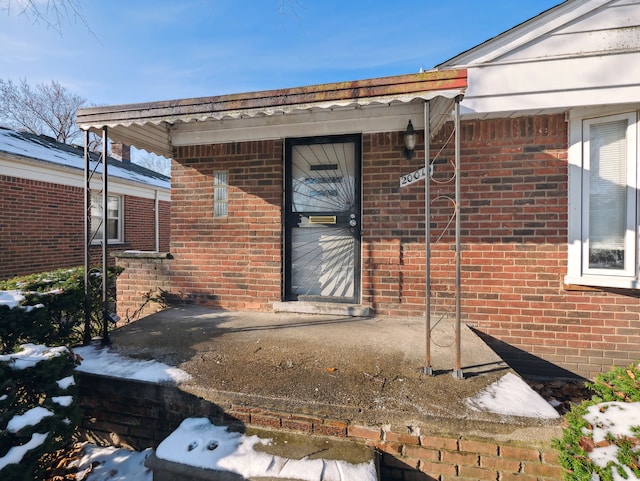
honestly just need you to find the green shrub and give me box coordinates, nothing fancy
[0,266,121,353]
[554,363,640,481]
[0,346,80,480]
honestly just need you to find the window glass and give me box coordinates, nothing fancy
[568,110,638,288]
[91,193,122,242]
[588,120,628,269]
[213,171,228,218]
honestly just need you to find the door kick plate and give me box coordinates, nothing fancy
[308,215,337,224]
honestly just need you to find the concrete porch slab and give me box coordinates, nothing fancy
[107,306,562,443]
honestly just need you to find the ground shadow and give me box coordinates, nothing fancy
[468,327,584,380]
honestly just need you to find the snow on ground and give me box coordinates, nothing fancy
[154,417,377,481]
[73,345,192,383]
[73,444,154,481]
[464,372,561,419]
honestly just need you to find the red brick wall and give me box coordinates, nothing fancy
[362,130,428,317]
[114,252,172,322]
[169,141,283,310]
[124,196,171,252]
[0,174,170,280]
[0,176,85,279]
[159,114,640,378]
[426,115,640,378]
[158,197,170,252]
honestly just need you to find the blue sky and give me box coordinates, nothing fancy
[0,1,562,107]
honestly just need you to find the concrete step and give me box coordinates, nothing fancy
[145,420,378,481]
[272,301,370,317]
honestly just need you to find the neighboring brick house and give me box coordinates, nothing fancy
[0,127,170,280]
[77,0,640,378]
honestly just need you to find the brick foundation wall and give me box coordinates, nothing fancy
[0,174,170,280]
[77,372,563,481]
[113,251,172,322]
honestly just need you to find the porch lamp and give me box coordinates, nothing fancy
[404,120,416,159]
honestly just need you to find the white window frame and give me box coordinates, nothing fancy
[566,108,639,289]
[91,193,124,244]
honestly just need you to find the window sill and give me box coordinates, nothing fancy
[563,275,640,291]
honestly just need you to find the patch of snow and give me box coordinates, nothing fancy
[56,375,75,390]
[584,402,640,444]
[155,418,377,481]
[6,406,53,433]
[0,394,7,401]
[21,303,44,313]
[51,395,73,407]
[0,129,169,189]
[0,290,24,308]
[465,372,560,419]
[73,444,153,481]
[0,344,68,370]
[0,432,49,470]
[73,345,192,384]
[583,402,640,481]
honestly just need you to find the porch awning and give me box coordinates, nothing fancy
[76,69,467,158]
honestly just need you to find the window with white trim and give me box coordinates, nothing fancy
[566,110,639,288]
[91,193,123,243]
[213,170,228,218]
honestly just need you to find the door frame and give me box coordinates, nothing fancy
[283,134,362,303]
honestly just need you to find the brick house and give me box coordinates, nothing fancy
[77,0,640,378]
[0,127,170,280]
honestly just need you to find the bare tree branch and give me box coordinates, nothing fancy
[0,78,86,144]
[0,0,93,35]
[135,150,171,177]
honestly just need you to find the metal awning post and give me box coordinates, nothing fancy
[101,127,110,345]
[83,130,92,345]
[423,100,433,376]
[453,96,463,379]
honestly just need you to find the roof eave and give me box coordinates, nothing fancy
[77,69,467,158]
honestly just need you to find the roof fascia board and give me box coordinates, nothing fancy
[171,97,457,146]
[76,70,467,127]
[170,102,428,146]
[0,153,169,200]
[438,0,611,67]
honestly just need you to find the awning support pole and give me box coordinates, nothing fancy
[423,100,433,376]
[83,130,92,345]
[453,96,464,379]
[101,127,110,346]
